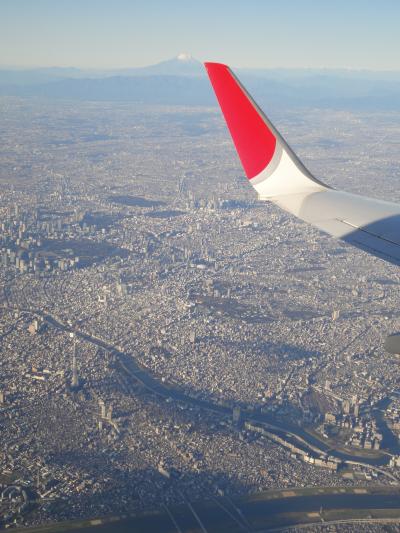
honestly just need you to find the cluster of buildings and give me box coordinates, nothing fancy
[245,421,340,471]
[321,395,383,451]
[0,97,400,528]
[0,214,82,274]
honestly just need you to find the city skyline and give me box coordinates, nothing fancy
[2,94,400,529]
[3,1,400,530]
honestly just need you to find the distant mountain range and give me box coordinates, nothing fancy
[1,54,400,110]
[0,54,205,85]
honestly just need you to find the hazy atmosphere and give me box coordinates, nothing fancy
[1,1,400,532]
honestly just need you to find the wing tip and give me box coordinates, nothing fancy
[204,61,230,72]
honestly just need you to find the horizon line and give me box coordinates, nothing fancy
[1,61,400,74]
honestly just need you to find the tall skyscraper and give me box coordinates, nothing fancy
[71,336,79,389]
[99,399,106,418]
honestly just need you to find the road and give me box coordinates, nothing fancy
[10,486,400,532]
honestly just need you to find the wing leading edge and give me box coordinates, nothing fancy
[204,62,400,266]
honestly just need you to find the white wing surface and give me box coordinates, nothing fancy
[205,62,400,266]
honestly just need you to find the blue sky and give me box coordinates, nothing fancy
[1,0,400,70]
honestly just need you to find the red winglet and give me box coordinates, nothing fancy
[204,62,276,179]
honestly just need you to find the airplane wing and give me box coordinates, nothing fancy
[204,62,400,267]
